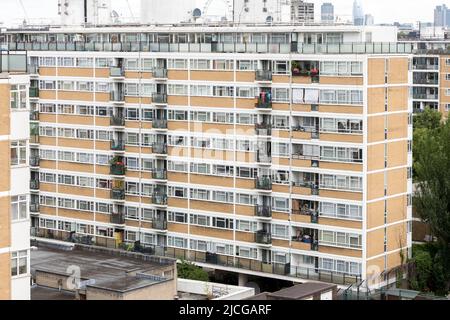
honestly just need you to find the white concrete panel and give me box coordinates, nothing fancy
[10,111,30,140]
[11,220,30,251]
[11,276,30,300]
[10,167,30,196]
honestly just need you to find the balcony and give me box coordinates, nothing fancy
[110,140,125,151]
[28,64,39,75]
[413,64,439,71]
[109,67,125,78]
[293,209,319,223]
[29,156,40,167]
[30,111,39,121]
[152,194,168,206]
[110,163,126,175]
[153,68,168,79]
[255,98,272,109]
[110,115,125,127]
[152,143,167,155]
[152,219,168,230]
[152,93,167,104]
[29,87,39,98]
[30,203,40,213]
[111,188,126,201]
[255,176,272,191]
[110,212,125,225]
[255,70,273,82]
[413,93,439,100]
[255,230,272,245]
[256,151,271,164]
[110,91,125,103]
[30,179,40,190]
[152,170,167,180]
[30,134,39,144]
[152,119,168,129]
[413,78,439,85]
[255,205,272,218]
[255,123,272,136]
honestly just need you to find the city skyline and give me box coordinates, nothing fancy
[0,0,447,26]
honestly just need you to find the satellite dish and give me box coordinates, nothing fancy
[192,8,202,18]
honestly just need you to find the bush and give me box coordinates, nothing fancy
[177,260,209,282]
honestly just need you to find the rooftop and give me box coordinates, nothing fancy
[31,241,176,293]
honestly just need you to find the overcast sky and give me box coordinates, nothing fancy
[0,0,445,26]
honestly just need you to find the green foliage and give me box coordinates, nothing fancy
[413,108,442,131]
[409,249,433,291]
[177,260,209,282]
[413,117,450,294]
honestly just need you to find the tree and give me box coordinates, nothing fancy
[413,119,450,294]
[177,260,209,282]
[413,107,442,131]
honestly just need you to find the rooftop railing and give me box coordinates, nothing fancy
[2,41,415,55]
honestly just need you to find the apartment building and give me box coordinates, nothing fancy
[0,52,31,300]
[412,47,450,116]
[1,24,413,290]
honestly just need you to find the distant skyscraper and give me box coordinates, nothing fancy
[291,0,315,24]
[321,3,334,23]
[352,0,364,26]
[434,4,449,27]
[364,14,374,26]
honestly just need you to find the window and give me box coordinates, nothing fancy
[11,250,28,277]
[11,140,26,166]
[11,195,27,221]
[10,84,27,109]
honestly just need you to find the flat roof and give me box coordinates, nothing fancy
[31,242,175,293]
[268,283,337,300]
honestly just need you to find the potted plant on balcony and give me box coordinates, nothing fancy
[110,156,124,166]
[291,61,301,76]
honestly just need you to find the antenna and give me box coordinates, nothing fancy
[17,0,29,24]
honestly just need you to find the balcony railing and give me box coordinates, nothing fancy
[152,119,168,129]
[152,219,168,230]
[256,151,271,164]
[255,176,272,191]
[413,78,439,85]
[110,91,125,102]
[413,64,439,70]
[152,93,168,104]
[110,163,126,175]
[110,67,125,77]
[111,188,126,200]
[152,194,168,205]
[30,203,40,213]
[413,93,439,100]
[110,212,125,225]
[292,209,319,223]
[153,68,168,79]
[115,243,361,286]
[255,205,272,218]
[152,143,168,155]
[110,115,125,126]
[255,70,273,82]
[30,179,40,190]
[152,170,167,180]
[30,134,39,144]
[255,123,272,136]
[4,41,414,56]
[255,230,272,245]
[29,156,40,167]
[28,64,39,74]
[110,140,125,151]
[30,111,39,121]
[29,87,39,98]
[255,98,272,109]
